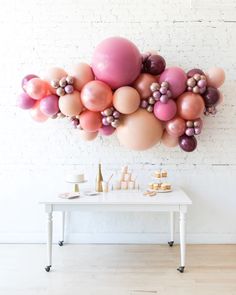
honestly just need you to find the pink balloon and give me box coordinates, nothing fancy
[177,92,205,120]
[59,91,83,116]
[99,125,115,136]
[81,81,113,112]
[30,101,48,122]
[166,117,186,137]
[206,67,225,88]
[17,93,36,109]
[25,78,48,100]
[161,130,178,148]
[132,73,157,99]
[154,99,177,121]
[44,67,67,94]
[79,111,102,132]
[21,74,38,92]
[70,63,94,91]
[40,95,59,116]
[159,67,187,98]
[79,130,98,141]
[92,37,142,89]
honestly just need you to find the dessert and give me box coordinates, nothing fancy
[154,171,161,178]
[161,170,168,177]
[66,174,84,183]
[161,183,171,191]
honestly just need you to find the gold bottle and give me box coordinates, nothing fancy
[95,163,103,192]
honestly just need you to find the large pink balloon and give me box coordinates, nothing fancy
[132,73,157,99]
[79,111,102,132]
[81,81,113,112]
[70,63,94,91]
[92,37,142,89]
[30,101,48,122]
[161,131,178,148]
[40,95,59,116]
[79,130,98,141]
[17,93,36,109]
[154,99,177,121]
[206,67,225,88]
[113,86,140,114]
[116,109,163,151]
[59,91,83,116]
[166,117,186,137]
[25,78,48,100]
[159,67,187,98]
[177,92,205,120]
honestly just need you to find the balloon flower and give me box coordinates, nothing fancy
[17,37,225,152]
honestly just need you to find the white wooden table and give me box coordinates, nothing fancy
[40,188,192,273]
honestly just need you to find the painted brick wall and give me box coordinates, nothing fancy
[0,0,235,243]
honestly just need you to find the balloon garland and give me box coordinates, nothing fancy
[17,37,225,152]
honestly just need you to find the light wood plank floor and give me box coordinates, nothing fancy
[0,244,236,295]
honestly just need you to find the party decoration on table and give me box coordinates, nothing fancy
[66,173,87,193]
[17,36,225,153]
[114,166,138,190]
[147,170,172,193]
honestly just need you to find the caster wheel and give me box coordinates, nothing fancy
[58,241,64,246]
[45,265,51,272]
[168,241,174,247]
[177,266,185,273]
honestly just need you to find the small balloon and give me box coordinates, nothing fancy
[79,130,98,141]
[202,87,220,107]
[40,95,59,116]
[81,81,113,112]
[99,125,116,136]
[70,63,94,91]
[22,74,39,91]
[44,67,67,94]
[59,91,83,116]
[154,99,177,121]
[30,101,48,122]
[161,130,179,148]
[177,92,205,120]
[113,86,140,114]
[179,135,197,152]
[25,78,49,100]
[17,93,36,109]
[79,110,102,132]
[187,68,204,78]
[206,67,225,88]
[133,73,157,99]
[166,117,186,137]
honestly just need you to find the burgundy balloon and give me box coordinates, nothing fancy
[202,87,220,107]
[143,55,166,75]
[179,135,197,152]
[187,68,205,78]
[21,74,39,91]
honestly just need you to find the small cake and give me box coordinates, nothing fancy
[66,174,84,183]
[154,171,161,178]
[161,171,168,177]
[161,183,171,191]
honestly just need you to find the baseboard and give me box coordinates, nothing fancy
[0,232,236,244]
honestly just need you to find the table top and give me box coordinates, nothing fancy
[40,188,192,206]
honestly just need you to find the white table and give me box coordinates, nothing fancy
[40,188,192,273]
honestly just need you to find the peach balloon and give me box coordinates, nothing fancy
[25,78,48,100]
[58,91,83,116]
[206,67,225,88]
[81,80,113,112]
[79,130,98,141]
[44,67,67,94]
[113,86,140,114]
[116,109,163,151]
[70,63,94,91]
[177,92,205,120]
[166,117,186,137]
[161,131,178,148]
[30,101,48,122]
[79,110,102,132]
[132,73,157,99]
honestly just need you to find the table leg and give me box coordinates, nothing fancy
[58,211,65,246]
[168,212,174,247]
[177,210,186,273]
[45,211,53,272]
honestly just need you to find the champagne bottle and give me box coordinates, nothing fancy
[95,163,103,192]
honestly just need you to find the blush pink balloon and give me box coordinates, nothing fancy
[70,63,94,91]
[40,95,59,116]
[132,73,157,99]
[17,93,36,109]
[154,99,177,121]
[113,86,140,114]
[166,117,186,137]
[161,130,179,148]
[30,101,48,122]
[92,37,142,89]
[59,91,83,116]
[79,111,102,132]
[21,74,39,92]
[25,78,49,100]
[159,67,187,98]
[81,80,113,112]
[79,130,98,141]
[206,67,225,88]
[44,67,67,94]
[99,125,115,136]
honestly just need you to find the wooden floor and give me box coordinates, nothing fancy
[0,244,236,295]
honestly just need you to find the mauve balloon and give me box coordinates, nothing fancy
[202,87,219,107]
[179,135,197,152]
[99,125,115,136]
[17,93,36,109]
[40,95,59,116]
[92,37,142,89]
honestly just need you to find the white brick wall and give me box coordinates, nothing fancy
[0,0,235,243]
